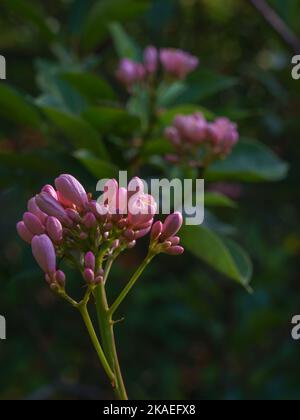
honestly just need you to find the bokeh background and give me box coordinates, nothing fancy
[0,0,299,400]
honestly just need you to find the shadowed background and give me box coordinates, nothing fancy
[0,0,299,400]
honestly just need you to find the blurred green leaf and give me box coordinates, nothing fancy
[205,192,237,208]
[0,84,40,127]
[2,0,55,41]
[175,68,238,104]
[83,106,140,136]
[41,107,109,158]
[181,225,252,289]
[0,151,61,175]
[157,82,187,107]
[80,0,149,51]
[207,139,289,182]
[110,22,141,60]
[62,72,116,102]
[142,138,173,156]
[74,149,118,179]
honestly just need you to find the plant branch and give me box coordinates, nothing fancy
[250,0,300,53]
[109,254,154,316]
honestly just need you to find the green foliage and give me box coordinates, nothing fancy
[0,0,296,401]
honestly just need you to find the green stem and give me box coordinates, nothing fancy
[109,254,153,316]
[78,303,115,388]
[94,284,128,400]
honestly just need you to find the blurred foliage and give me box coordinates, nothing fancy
[0,0,299,400]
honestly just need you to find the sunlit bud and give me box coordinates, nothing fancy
[31,234,56,274]
[165,246,184,256]
[55,174,88,209]
[16,221,34,244]
[23,212,45,235]
[27,197,47,223]
[42,184,58,200]
[160,212,183,241]
[135,226,152,240]
[36,193,72,227]
[151,221,163,242]
[46,217,63,243]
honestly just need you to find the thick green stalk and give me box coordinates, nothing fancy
[78,303,115,387]
[94,284,128,400]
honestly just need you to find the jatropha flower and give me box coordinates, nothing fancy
[17,174,184,290]
[16,175,184,400]
[159,49,199,80]
[165,113,239,168]
[116,46,199,91]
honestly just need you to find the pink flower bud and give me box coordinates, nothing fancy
[31,234,56,274]
[165,127,181,146]
[160,212,183,241]
[85,252,95,271]
[124,229,135,242]
[55,174,88,209]
[46,217,63,243]
[83,212,97,229]
[165,245,184,256]
[65,208,81,223]
[57,191,75,208]
[116,59,145,88]
[23,212,45,235]
[144,46,158,74]
[160,48,199,80]
[27,197,47,223]
[54,270,66,287]
[84,268,95,284]
[169,236,180,246]
[135,226,152,240]
[151,221,163,241]
[79,232,88,240]
[36,192,72,227]
[42,185,58,200]
[128,193,157,227]
[16,221,34,244]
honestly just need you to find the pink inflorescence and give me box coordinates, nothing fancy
[165,113,239,167]
[116,46,199,91]
[17,174,184,289]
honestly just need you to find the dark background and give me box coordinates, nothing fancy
[0,0,299,400]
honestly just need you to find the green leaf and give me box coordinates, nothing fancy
[205,192,237,208]
[206,139,289,182]
[41,107,109,158]
[0,151,61,175]
[83,106,140,136]
[110,22,141,60]
[157,82,187,107]
[142,138,174,157]
[74,149,119,179]
[180,225,252,290]
[80,0,149,51]
[174,68,238,104]
[2,0,55,41]
[62,72,116,102]
[0,84,40,127]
